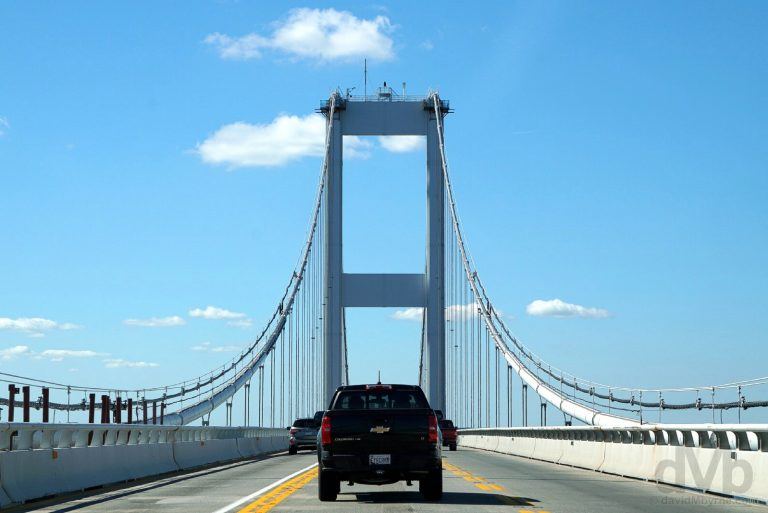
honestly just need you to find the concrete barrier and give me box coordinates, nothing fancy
[172,439,240,469]
[531,435,563,463]
[459,425,768,505]
[236,437,260,458]
[0,444,178,504]
[0,423,287,508]
[558,439,606,470]
[270,435,288,453]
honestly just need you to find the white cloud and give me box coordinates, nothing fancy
[123,316,186,327]
[525,299,610,319]
[204,33,267,60]
[420,40,434,51]
[391,307,422,321]
[1,345,107,363]
[189,306,254,328]
[189,306,246,320]
[212,345,241,352]
[344,137,372,159]
[39,349,105,362]
[379,136,425,153]
[0,117,8,136]
[392,303,491,322]
[205,8,394,62]
[197,114,370,168]
[103,358,159,369]
[0,345,30,360]
[445,303,481,321]
[192,341,242,353]
[0,317,80,337]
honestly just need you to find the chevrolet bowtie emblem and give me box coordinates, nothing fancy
[370,426,390,434]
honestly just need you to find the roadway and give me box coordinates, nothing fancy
[10,448,764,513]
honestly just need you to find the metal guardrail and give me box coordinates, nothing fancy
[459,425,768,504]
[459,425,768,452]
[344,94,430,102]
[0,423,286,451]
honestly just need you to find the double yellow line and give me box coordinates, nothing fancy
[235,460,549,512]
[237,466,318,513]
[443,460,504,492]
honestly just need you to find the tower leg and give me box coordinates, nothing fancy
[425,109,446,413]
[323,106,344,406]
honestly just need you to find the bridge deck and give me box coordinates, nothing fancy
[11,449,761,513]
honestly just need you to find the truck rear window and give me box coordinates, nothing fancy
[332,390,429,410]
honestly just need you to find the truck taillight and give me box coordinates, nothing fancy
[428,413,438,443]
[289,428,298,435]
[321,415,332,445]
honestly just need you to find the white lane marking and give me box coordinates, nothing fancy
[211,462,318,513]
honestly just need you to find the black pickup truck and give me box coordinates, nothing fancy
[317,384,442,502]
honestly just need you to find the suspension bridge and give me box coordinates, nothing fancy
[1,86,767,512]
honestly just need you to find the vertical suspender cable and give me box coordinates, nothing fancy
[270,349,275,427]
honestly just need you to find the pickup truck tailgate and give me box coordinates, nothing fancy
[329,409,432,456]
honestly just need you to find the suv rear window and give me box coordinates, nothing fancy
[439,420,454,429]
[332,389,429,410]
[292,418,315,427]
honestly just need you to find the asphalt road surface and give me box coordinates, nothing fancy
[10,447,765,513]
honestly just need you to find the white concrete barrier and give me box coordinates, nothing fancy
[270,435,288,453]
[0,444,178,504]
[559,439,605,470]
[531,434,564,464]
[172,439,240,469]
[236,437,261,457]
[459,424,768,504]
[0,423,287,508]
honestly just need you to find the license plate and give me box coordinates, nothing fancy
[369,454,391,465]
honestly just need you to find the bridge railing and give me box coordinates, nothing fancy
[0,423,288,508]
[459,424,768,504]
[460,424,768,451]
[0,423,285,451]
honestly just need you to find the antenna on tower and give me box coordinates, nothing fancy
[364,58,368,98]
[377,370,381,385]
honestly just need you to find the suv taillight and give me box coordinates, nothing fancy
[321,415,332,445]
[289,428,298,435]
[428,413,438,443]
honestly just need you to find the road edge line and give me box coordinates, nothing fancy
[210,462,318,513]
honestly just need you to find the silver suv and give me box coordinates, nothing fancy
[288,417,319,454]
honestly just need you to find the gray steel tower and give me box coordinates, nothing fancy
[321,88,450,412]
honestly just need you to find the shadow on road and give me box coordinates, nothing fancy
[347,490,539,506]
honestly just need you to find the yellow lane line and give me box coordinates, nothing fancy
[237,467,317,513]
[443,460,505,492]
[444,461,552,511]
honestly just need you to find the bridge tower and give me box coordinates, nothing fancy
[321,87,450,412]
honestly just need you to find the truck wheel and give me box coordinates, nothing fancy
[318,470,339,502]
[419,468,443,501]
[449,443,457,451]
[288,446,298,455]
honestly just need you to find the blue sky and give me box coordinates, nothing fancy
[1,1,767,425]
